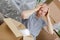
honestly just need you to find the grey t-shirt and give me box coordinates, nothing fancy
[27,13,46,37]
[22,12,46,37]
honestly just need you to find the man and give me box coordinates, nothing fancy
[21,4,54,40]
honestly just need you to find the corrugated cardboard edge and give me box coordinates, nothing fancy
[3,18,23,37]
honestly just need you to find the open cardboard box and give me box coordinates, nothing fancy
[0,18,34,40]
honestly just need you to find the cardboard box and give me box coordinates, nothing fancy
[4,18,23,38]
[0,23,19,40]
[54,0,60,9]
[36,28,59,40]
[48,0,60,23]
[0,18,34,40]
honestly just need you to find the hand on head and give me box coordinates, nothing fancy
[36,4,49,18]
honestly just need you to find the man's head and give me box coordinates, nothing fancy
[36,4,49,18]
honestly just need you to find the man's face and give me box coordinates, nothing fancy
[37,4,49,17]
